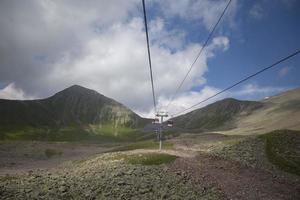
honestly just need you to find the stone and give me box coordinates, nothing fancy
[58,186,67,193]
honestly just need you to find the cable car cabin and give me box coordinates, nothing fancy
[152,118,160,124]
[167,120,173,127]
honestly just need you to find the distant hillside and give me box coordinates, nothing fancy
[0,85,150,141]
[172,98,264,131]
[227,87,300,135]
[172,87,300,134]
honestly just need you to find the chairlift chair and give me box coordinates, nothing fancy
[152,118,160,124]
[167,120,173,127]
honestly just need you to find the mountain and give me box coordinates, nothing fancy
[172,98,264,131]
[172,88,300,134]
[0,85,150,141]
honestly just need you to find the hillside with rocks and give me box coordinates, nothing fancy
[0,85,150,141]
[172,88,300,135]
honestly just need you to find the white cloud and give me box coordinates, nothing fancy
[149,18,187,50]
[0,83,34,100]
[138,86,222,118]
[45,17,229,116]
[167,86,223,117]
[232,84,287,99]
[0,0,231,117]
[154,0,238,30]
[163,83,289,118]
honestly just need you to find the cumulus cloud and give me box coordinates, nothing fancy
[153,0,238,30]
[167,86,223,117]
[0,0,233,117]
[46,18,229,115]
[149,18,187,50]
[0,0,139,96]
[0,83,34,100]
[231,84,288,99]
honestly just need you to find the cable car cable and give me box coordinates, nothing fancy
[142,0,157,113]
[171,49,300,117]
[164,0,232,111]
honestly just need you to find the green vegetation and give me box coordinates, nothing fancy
[260,130,300,176]
[90,124,135,136]
[108,140,173,152]
[0,85,150,143]
[88,124,147,141]
[116,153,177,165]
[1,127,92,142]
[162,130,180,139]
[44,148,63,158]
[0,125,153,143]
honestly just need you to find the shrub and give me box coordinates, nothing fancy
[44,148,63,158]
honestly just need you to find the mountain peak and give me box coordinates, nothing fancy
[0,85,147,132]
[68,84,85,89]
[55,85,99,98]
[64,84,93,92]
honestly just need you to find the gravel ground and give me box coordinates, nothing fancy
[169,154,300,200]
[0,152,221,200]
[0,141,114,175]
[214,136,300,181]
[1,133,299,200]
[214,137,271,168]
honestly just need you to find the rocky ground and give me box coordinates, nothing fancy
[170,133,300,199]
[0,141,116,175]
[0,152,221,200]
[0,132,300,199]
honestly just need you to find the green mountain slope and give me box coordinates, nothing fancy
[0,85,150,141]
[172,87,300,134]
[172,98,264,131]
[226,87,300,135]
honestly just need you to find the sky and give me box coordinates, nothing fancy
[0,0,299,118]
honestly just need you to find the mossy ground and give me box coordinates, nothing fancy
[108,140,173,152]
[259,129,300,176]
[214,129,300,176]
[114,153,178,165]
[0,124,153,143]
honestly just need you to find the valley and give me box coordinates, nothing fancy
[0,130,299,199]
[0,86,300,199]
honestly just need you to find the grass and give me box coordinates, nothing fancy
[260,129,300,176]
[0,124,153,143]
[89,124,138,138]
[107,140,173,152]
[221,138,243,146]
[116,153,177,165]
[44,148,63,158]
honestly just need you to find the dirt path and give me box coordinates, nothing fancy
[168,154,300,200]
[122,145,300,199]
[0,141,114,175]
[167,133,300,199]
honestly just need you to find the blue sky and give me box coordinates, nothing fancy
[207,0,300,90]
[0,0,299,117]
[148,0,300,102]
